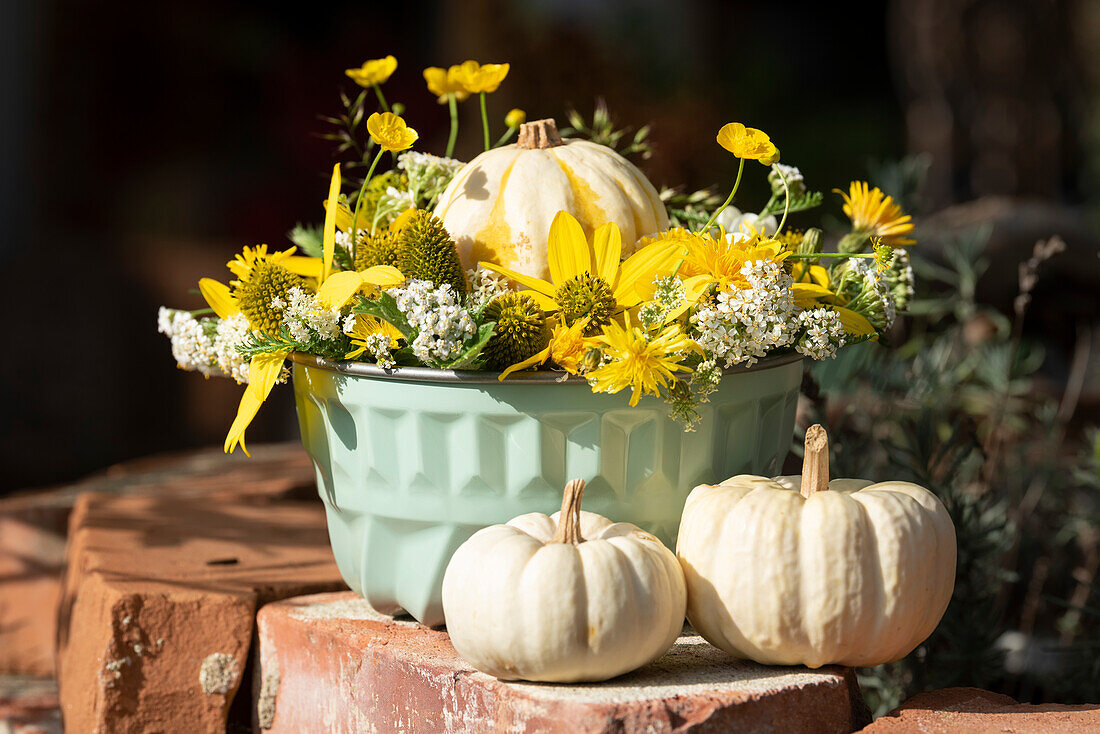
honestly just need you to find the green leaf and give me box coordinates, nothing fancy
[352,292,414,339]
[441,321,496,370]
[759,190,824,217]
[288,223,324,257]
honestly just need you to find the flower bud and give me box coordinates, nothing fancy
[505,108,526,128]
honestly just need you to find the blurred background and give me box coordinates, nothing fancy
[1,0,1097,710]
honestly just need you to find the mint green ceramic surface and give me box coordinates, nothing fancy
[292,354,803,626]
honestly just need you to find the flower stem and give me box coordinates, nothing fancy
[373,84,390,113]
[479,92,490,151]
[698,157,745,235]
[786,252,875,260]
[351,148,386,239]
[189,308,215,317]
[445,94,459,158]
[772,163,791,236]
[494,127,517,147]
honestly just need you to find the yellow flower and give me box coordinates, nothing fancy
[480,211,683,334]
[498,316,591,379]
[367,112,418,153]
[345,315,404,360]
[716,122,780,165]
[586,318,702,407]
[452,60,510,93]
[505,108,526,128]
[345,56,397,88]
[787,263,876,337]
[836,181,915,246]
[677,229,789,300]
[423,65,470,103]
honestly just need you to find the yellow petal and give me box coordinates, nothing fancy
[792,282,832,299]
[322,164,341,283]
[359,265,405,288]
[520,288,558,311]
[389,208,417,232]
[499,345,550,380]
[547,211,590,285]
[592,222,622,284]
[316,270,366,310]
[224,351,288,455]
[614,239,685,307]
[833,306,876,337]
[479,261,557,298]
[283,256,323,279]
[809,265,830,288]
[199,278,238,319]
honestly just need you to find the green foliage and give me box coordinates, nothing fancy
[759,189,824,218]
[660,186,724,230]
[441,321,496,370]
[396,211,468,293]
[288,223,324,258]
[559,99,653,160]
[236,324,349,363]
[352,292,413,340]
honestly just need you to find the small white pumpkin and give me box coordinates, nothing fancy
[442,479,686,682]
[677,425,956,669]
[432,118,668,280]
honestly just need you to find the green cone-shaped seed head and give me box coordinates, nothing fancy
[235,262,309,333]
[481,292,548,371]
[355,229,402,271]
[396,210,468,294]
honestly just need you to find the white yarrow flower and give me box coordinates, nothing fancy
[390,279,476,365]
[794,308,846,361]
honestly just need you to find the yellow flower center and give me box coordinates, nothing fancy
[555,273,616,334]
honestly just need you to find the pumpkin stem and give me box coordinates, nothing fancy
[801,424,830,498]
[552,479,586,544]
[517,118,564,149]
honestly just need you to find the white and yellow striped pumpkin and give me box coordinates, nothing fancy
[432,118,668,280]
[676,425,956,669]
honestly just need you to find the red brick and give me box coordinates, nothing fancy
[0,442,313,677]
[255,591,869,733]
[859,686,1100,733]
[56,490,346,734]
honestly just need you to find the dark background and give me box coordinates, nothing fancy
[1,0,1097,491]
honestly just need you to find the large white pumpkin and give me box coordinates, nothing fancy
[442,479,686,682]
[676,425,956,669]
[433,118,668,280]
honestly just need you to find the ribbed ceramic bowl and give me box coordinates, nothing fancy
[291,352,803,626]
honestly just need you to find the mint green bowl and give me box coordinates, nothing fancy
[291,352,803,626]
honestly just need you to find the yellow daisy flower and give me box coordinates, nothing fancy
[716,122,780,165]
[451,60,510,93]
[345,315,404,360]
[480,211,683,334]
[677,229,789,299]
[586,317,702,406]
[423,65,470,103]
[345,56,397,88]
[836,181,915,246]
[366,112,418,153]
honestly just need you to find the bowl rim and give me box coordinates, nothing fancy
[289,350,804,385]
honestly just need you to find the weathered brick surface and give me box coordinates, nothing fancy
[255,591,870,733]
[56,490,346,734]
[859,686,1100,733]
[0,442,314,677]
[0,676,62,734]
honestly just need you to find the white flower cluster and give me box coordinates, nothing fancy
[465,266,511,312]
[849,258,897,330]
[272,287,342,343]
[398,151,464,209]
[157,308,251,383]
[335,228,366,253]
[886,249,915,309]
[794,308,846,361]
[639,275,686,327]
[690,260,798,367]
[390,279,475,365]
[361,333,396,369]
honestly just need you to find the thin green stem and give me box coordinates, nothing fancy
[494,127,517,148]
[698,158,745,235]
[772,163,791,236]
[479,92,490,151]
[786,252,875,260]
[189,308,215,317]
[445,94,459,158]
[351,148,386,240]
[373,84,390,113]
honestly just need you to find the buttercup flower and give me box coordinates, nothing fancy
[587,317,702,406]
[345,56,397,88]
[716,122,780,165]
[505,108,526,128]
[367,112,419,153]
[452,60,510,93]
[423,65,470,103]
[836,181,915,246]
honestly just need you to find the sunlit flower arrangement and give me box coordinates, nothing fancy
[158,56,916,452]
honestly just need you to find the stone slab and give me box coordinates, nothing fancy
[859,686,1100,733]
[0,676,62,734]
[56,490,346,734]
[0,442,313,677]
[254,591,870,734]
